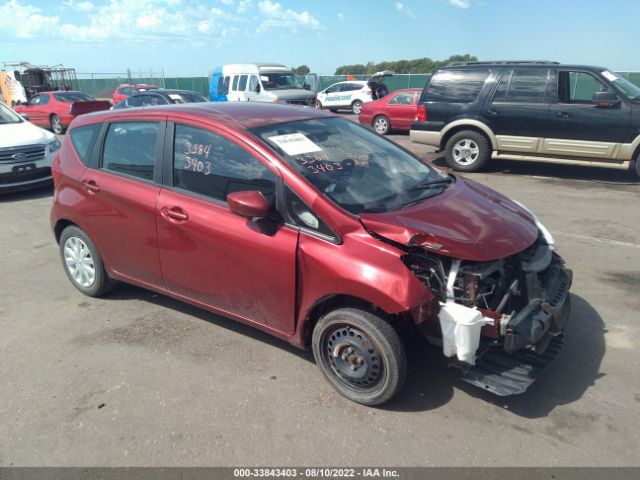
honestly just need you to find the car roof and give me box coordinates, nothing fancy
[73,102,333,130]
[37,91,86,95]
[441,61,608,71]
[131,89,202,95]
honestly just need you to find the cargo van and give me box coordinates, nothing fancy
[209,63,315,106]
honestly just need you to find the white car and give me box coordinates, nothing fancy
[0,102,61,193]
[315,81,373,114]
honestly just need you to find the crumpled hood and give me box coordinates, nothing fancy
[0,121,55,148]
[360,175,539,262]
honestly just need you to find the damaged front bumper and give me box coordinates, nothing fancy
[408,239,573,396]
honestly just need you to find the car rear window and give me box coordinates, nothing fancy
[422,69,489,103]
[102,122,159,181]
[69,124,102,165]
[53,92,94,102]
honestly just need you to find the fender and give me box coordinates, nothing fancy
[440,119,498,150]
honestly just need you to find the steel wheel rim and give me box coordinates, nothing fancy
[374,117,388,134]
[322,325,384,390]
[63,237,96,288]
[453,139,480,166]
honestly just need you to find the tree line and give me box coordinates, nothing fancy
[332,54,478,75]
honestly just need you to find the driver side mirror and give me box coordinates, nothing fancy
[592,91,620,108]
[227,190,269,219]
[255,84,261,93]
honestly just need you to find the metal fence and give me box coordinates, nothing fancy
[76,72,640,100]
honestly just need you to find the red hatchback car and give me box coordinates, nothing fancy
[51,103,572,405]
[358,88,422,135]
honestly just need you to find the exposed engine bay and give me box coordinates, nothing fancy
[403,234,572,389]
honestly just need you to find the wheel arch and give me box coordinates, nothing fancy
[440,120,497,151]
[53,218,77,244]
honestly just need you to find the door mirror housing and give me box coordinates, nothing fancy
[255,83,261,93]
[592,91,620,107]
[227,190,269,219]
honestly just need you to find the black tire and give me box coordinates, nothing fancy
[351,100,363,115]
[630,151,640,179]
[315,100,323,110]
[59,225,114,297]
[312,307,407,406]
[372,115,391,135]
[50,114,64,134]
[444,130,491,172]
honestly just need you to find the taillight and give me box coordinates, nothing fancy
[416,104,427,122]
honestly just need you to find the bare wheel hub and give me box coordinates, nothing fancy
[324,326,383,387]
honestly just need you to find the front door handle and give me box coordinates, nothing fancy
[81,179,100,194]
[556,111,571,119]
[487,108,500,116]
[160,206,189,223]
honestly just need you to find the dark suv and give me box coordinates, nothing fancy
[410,61,640,177]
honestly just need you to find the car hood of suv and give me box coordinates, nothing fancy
[267,89,315,101]
[359,175,539,262]
[0,121,55,149]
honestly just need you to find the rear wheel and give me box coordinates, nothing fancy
[444,130,491,172]
[351,100,363,115]
[373,115,390,135]
[315,100,322,110]
[59,226,113,297]
[631,151,640,179]
[312,307,407,406]
[50,114,63,134]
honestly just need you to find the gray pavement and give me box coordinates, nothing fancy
[0,124,639,466]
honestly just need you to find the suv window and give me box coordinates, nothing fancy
[238,75,248,91]
[492,68,549,103]
[70,124,101,165]
[558,71,609,103]
[423,69,489,103]
[173,124,277,204]
[102,122,159,181]
[325,84,340,94]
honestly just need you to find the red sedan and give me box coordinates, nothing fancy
[112,84,159,104]
[358,88,421,135]
[14,91,111,134]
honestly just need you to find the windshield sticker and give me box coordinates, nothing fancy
[168,94,183,101]
[269,133,322,156]
[602,71,619,82]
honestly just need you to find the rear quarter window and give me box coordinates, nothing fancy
[422,69,490,103]
[69,124,102,166]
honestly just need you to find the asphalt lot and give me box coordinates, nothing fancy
[1,117,639,467]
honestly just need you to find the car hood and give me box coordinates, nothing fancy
[0,121,55,148]
[267,89,315,101]
[359,175,538,261]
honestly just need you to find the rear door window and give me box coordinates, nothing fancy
[173,124,277,204]
[102,122,159,181]
[423,69,489,103]
[69,124,101,165]
[492,68,550,103]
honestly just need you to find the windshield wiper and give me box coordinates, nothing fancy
[409,176,453,191]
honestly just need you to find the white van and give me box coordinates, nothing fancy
[209,63,315,106]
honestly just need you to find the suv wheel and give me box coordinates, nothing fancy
[351,100,363,115]
[315,100,322,110]
[445,130,491,172]
[631,152,640,179]
[312,307,407,406]
[59,226,114,297]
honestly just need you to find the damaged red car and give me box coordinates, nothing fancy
[50,103,572,405]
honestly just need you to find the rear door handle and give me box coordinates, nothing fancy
[556,111,571,119]
[81,179,100,194]
[487,108,499,115]
[160,206,189,223]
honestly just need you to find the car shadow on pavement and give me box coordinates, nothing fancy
[103,284,315,364]
[452,294,606,418]
[0,184,53,202]
[432,157,639,185]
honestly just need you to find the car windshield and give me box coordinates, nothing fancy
[260,72,302,90]
[250,117,452,214]
[601,71,640,100]
[0,103,23,124]
[53,92,95,102]
[166,92,208,104]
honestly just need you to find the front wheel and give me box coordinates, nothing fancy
[373,115,390,135]
[312,308,407,406]
[50,114,64,134]
[351,100,363,115]
[315,100,322,110]
[444,130,491,172]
